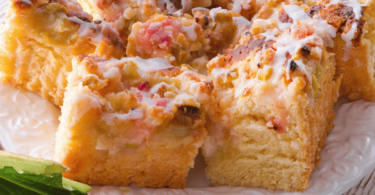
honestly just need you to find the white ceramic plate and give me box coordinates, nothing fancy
[2,1,375,194]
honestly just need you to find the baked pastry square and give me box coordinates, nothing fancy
[0,0,125,106]
[255,0,375,100]
[202,13,341,191]
[312,0,375,100]
[54,55,213,188]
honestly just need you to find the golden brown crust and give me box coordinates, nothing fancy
[224,36,275,65]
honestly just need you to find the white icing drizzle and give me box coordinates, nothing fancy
[260,28,315,84]
[97,57,174,77]
[233,16,252,43]
[102,109,144,125]
[72,86,102,124]
[231,3,343,97]
[126,57,174,76]
[310,15,337,38]
[209,7,230,22]
[275,4,337,44]
[66,17,119,43]
[210,68,229,79]
[292,59,310,82]
[149,82,169,95]
[175,9,184,17]
[157,0,178,12]
[328,0,365,20]
[231,0,253,13]
[93,57,206,126]
[103,67,120,79]
[282,4,311,23]
[278,22,292,30]
[341,23,357,60]
[257,4,335,84]
[152,0,195,13]
[67,16,98,37]
[192,7,210,14]
[20,0,32,5]
[181,0,193,12]
[180,22,198,41]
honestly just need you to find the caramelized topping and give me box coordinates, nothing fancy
[226,37,275,65]
[306,5,323,18]
[320,4,354,29]
[319,4,365,46]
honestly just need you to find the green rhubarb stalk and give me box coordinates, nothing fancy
[0,151,67,175]
[63,178,92,193]
[0,151,92,194]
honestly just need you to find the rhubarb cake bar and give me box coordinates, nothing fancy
[0,0,125,106]
[202,13,341,191]
[127,9,251,72]
[54,55,212,188]
[255,0,375,100]
[313,0,375,100]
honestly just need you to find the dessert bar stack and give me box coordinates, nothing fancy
[0,0,373,192]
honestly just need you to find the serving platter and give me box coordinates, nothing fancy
[1,0,375,194]
[2,76,375,195]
